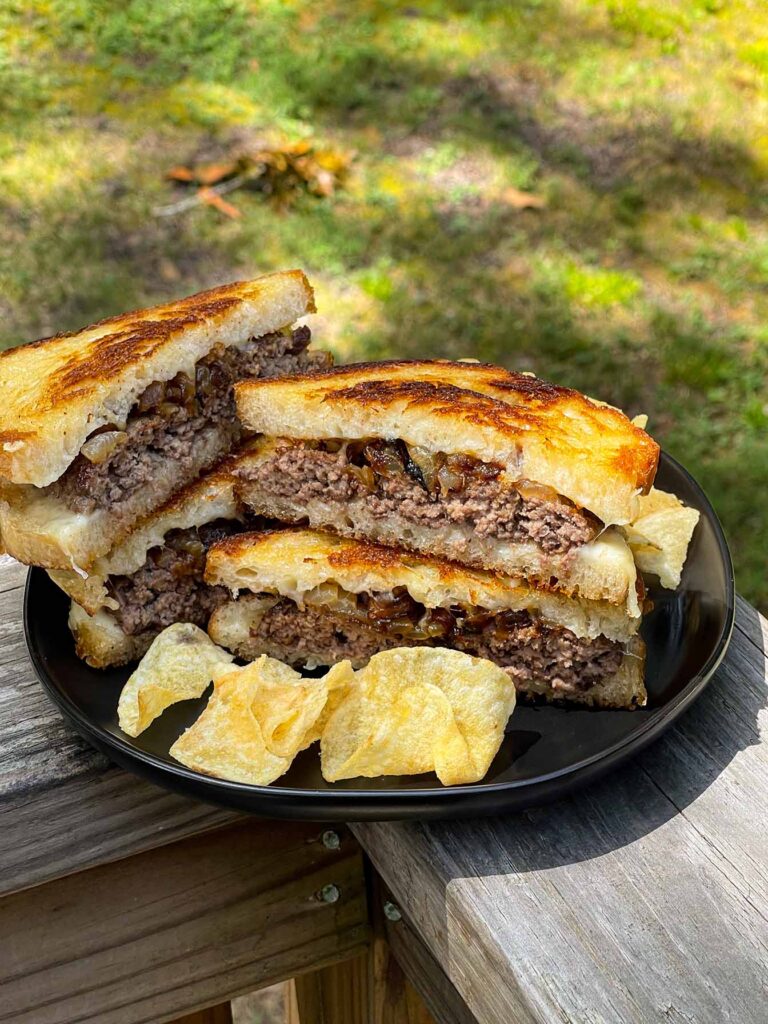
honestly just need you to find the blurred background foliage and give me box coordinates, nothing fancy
[1,0,767,607]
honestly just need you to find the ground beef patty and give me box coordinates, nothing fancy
[57,327,328,516]
[452,612,623,695]
[243,440,599,555]
[248,591,623,695]
[252,599,413,665]
[108,520,239,636]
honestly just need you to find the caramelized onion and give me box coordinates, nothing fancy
[396,440,428,490]
[436,460,465,494]
[407,446,440,493]
[362,440,406,479]
[515,479,561,503]
[304,582,361,618]
[298,578,514,646]
[343,439,369,465]
[79,430,128,464]
[365,586,421,622]
[136,380,165,412]
[348,463,376,491]
[195,363,213,397]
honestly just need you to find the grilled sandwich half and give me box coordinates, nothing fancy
[205,528,647,709]
[232,360,659,612]
[0,270,329,571]
[51,449,271,667]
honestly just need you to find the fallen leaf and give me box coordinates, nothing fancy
[502,186,546,210]
[165,165,196,183]
[196,161,239,186]
[160,140,353,215]
[198,187,242,219]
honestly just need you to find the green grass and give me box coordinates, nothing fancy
[1,0,767,607]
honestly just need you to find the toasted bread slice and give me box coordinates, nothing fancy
[0,270,314,486]
[68,602,153,669]
[48,446,253,615]
[205,528,641,642]
[0,271,318,569]
[208,589,646,710]
[235,361,659,525]
[234,438,643,615]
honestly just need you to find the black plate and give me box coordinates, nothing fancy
[24,452,734,820]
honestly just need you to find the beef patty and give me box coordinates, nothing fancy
[108,519,240,637]
[57,327,329,516]
[249,586,623,695]
[242,439,600,556]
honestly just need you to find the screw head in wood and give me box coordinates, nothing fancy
[318,883,341,904]
[321,829,341,850]
[383,900,402,922]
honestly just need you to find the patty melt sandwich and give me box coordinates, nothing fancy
[232,360,659,612]
[51,450,272,667]
[205,529,647,709]
[0,270,328,571]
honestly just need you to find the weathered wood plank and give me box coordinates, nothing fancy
[371,876,476,1024]
[169,1006,232,1024]
[0,820,369,1024]
[2,557,768,1023]
[0,767,239,897]
[0,558,241,896]
[292,955,372,1023]
[353,629,768,1024]
[291,931,441,1023]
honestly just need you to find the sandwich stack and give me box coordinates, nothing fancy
[0,269,699,715]
[0,270,330,664]
[199,359,699,709]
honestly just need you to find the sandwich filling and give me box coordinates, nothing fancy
[240,584,623,696]
[107,519,242,637]
[240,439,600,555]
[54,328,329,518]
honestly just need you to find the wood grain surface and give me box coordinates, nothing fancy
[169,1006,233,1024]
[353,598,768,1023]
[0,820,368,1024]
[1,556,767,1023]
[0,558,241,897]
[370,876,476,1024]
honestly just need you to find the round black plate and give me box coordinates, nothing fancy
[24,452,734,820]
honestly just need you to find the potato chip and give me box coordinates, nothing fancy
[247,658,330,758]
[305,660,356,745]
[169,656,330,785]
[624,488,700,589]
[117,623,234,737]
[320,647,516,786]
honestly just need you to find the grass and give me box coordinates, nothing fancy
[1,0,767,608]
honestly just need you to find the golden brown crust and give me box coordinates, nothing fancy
[68,602,152,668]
[234,360,660,524]
[0,270,315,486]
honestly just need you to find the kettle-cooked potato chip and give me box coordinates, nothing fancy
[624,488,700,589]
[320,647,516,786]
[117,623,234,737]
[247,658,331,758]
[169,655,330,785]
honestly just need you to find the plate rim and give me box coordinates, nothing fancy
[23,451,736,814]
